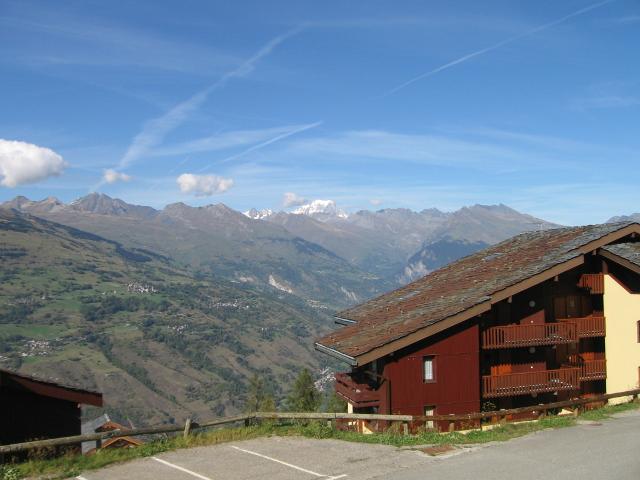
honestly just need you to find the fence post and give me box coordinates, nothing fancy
[402,422,409,435]
[448,421,455,433]
[183,418,192,439]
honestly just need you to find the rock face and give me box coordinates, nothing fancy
[69,193,158,219]
[243,208,274,220]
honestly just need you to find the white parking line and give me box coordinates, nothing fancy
[152,456,214,480]
[230,445,346,479]
[76,476,89,480]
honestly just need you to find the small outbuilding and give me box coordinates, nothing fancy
[81,414,143,455]
[0,368,103,455]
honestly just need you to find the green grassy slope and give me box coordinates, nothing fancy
[0,209,334,426]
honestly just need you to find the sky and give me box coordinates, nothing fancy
[1,0,639,225]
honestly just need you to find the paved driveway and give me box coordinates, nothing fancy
[74,410,640,480]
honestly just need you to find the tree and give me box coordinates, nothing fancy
[245,374,277,413]
[286,368,321,412]
[325,391,347,413]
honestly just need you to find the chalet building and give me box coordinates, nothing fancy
[82,414,143,455]
[0,368,103,456]
[315,222,640,429]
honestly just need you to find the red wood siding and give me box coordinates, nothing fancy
[380,321,479,419]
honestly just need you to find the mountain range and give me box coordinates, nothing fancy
[4,194,559,298]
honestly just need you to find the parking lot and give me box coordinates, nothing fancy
[75,435,443,480]
[74,409,640,480]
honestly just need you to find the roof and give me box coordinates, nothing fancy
[82,414,111,436]
[82,414,111,454]
[601,242,640,272]
[81,415,143,454]
[0,368,103,406]
[316,222,640,365]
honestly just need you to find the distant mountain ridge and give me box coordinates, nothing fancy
[608,213,640,223]
[2,194,389,308]
[2,194,559,306]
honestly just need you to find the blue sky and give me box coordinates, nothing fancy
[1,0,639,224]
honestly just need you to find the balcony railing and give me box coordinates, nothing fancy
[558,316,606,337]
[565,357,607,381]
[335,372,381,407]
[482,367,580,398]
[482,322,577,349]
[578,273,605,294]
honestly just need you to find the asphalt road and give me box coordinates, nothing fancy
[74,410,640,480]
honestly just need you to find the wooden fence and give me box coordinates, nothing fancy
[1,388,638,455]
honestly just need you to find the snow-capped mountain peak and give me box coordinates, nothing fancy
[243,208,274,220]
[292,200,348,220]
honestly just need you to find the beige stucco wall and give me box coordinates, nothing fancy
[603,274,640,404]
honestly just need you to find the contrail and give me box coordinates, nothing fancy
[383,0,616,97]
[92,27,302,190]
[140,122,321,193]
[198,121,322,171]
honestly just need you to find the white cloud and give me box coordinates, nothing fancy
[177,173,234,196]
[283,192,307,207]
[0,139,67,187]
[103,169,132,184]
[369,199,383,206]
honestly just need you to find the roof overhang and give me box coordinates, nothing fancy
[314,342,357,365]
[577,223,640,254]
[0,370,103,406]
[599,248,640,275]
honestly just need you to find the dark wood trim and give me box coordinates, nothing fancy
[578,224,640,254]
[490,256,584,304]
[599,249,640,276]
[0,370,103,407]
[354,301,491,366]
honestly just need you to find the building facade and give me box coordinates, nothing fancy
[316,223,640,430]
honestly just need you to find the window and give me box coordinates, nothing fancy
[423,356,435,382]
[423,405,436,429]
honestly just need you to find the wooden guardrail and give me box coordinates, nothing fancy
[1,388,638,454]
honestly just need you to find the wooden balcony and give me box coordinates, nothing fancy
[482,367,580,398]
[578,273,604,294]
[335,372,381,407]
[565,357,607,381]
[558,316,606,337]
[482,322,577,349]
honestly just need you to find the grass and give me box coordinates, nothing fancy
[6,400,639,480]
[578,399,640,420]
